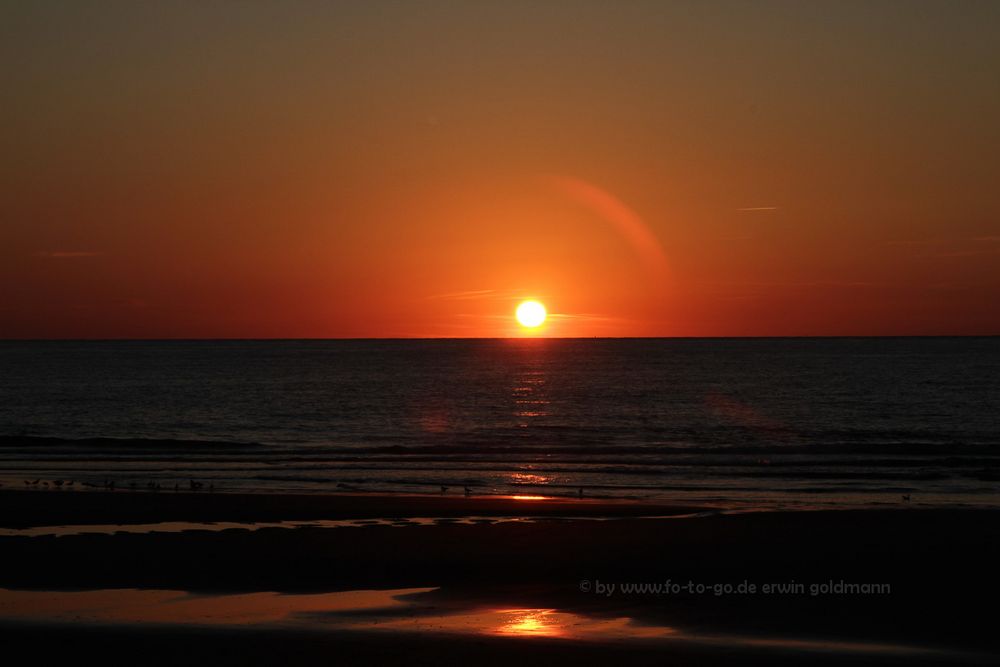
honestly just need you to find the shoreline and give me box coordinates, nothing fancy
[0,488,712,529]
[5,486,986,530]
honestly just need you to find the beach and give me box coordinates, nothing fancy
[2,489,997,665]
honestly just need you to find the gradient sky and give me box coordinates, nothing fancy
[2,1,998,338]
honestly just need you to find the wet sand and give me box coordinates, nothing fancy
[0,488,705,528]
[1,489,998,664]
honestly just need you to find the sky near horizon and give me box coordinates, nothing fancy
[2,1,999,338]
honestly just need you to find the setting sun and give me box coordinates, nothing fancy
[516,301,547,328]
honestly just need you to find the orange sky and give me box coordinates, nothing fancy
[2,2,999,338]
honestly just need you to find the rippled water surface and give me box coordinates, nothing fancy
[2,338,998,508]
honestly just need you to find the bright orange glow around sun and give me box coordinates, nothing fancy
[515,300,547,328]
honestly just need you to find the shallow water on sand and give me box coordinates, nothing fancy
[0,586,976,660]
[0,510,721,538]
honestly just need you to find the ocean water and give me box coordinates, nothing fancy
[1,338,998,509]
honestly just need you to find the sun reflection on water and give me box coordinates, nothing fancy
[512,368,550,425]
[353,605,674,640]
[495,608,563,637]
[509,472,551,486]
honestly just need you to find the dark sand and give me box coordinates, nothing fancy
[1,489,998,665]
[0,488,705,528]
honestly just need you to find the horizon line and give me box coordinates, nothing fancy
[1,334,998,342]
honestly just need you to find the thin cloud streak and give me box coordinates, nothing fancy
[35,251,103,258]
[918,248,1000,259]
[426,289,551,302]
[706,280,886,288]
[889,236,1000,258]
[426,289,497,301]
[888,236,999,247]
[547,313,619,322]
[454,312,617,324]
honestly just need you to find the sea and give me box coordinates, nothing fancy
[1,338,998,510]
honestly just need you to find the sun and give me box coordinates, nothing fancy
[516,300,547,328]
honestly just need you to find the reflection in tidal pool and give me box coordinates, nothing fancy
[358,606,674,640]
[0,587,962,658]
[0,587,669,640]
